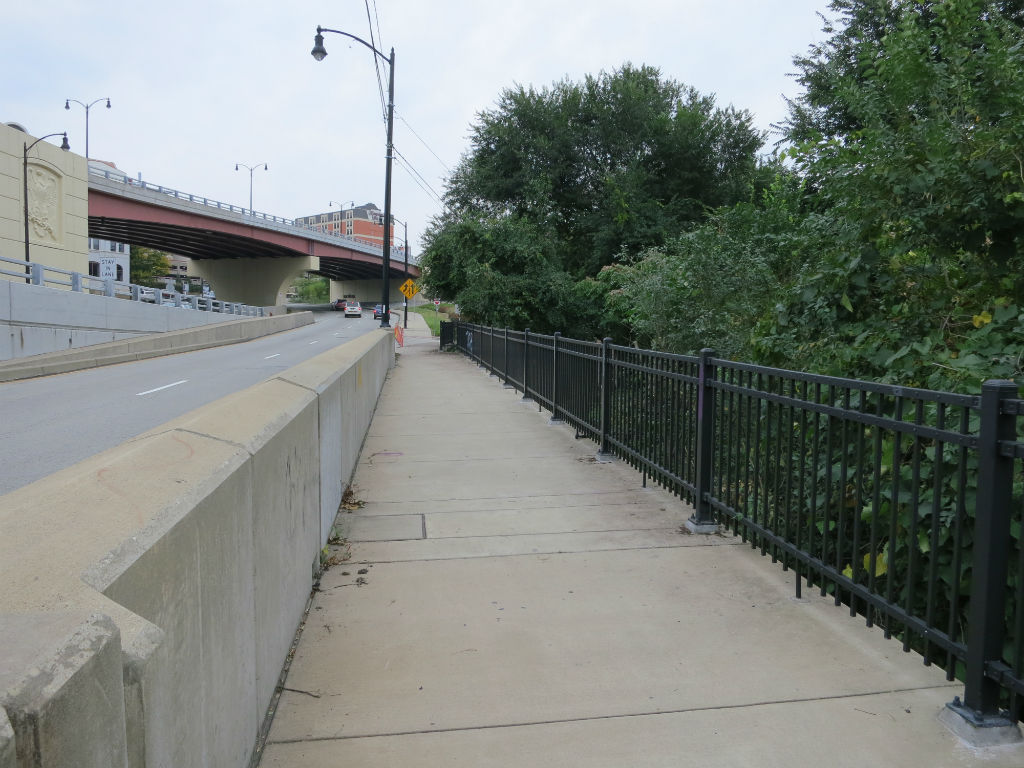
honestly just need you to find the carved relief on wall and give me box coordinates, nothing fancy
[26,164,63,245]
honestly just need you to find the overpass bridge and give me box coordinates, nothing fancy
[88,167,420,307]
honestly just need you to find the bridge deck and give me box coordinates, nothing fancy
[259,317,1019,767]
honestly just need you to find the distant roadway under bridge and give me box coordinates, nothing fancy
[87,168,420,307]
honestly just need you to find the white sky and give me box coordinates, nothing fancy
[4,0,830,255]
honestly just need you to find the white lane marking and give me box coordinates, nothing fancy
[264,353,281,359]
[136,379,189,396]
[309,340,320,345]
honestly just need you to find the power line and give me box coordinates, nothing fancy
[396,161,443,207]
[395,109,453,174]
[364,0,387,125]
[393,146,444,204]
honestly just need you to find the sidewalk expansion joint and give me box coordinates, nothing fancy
[357,489,657,505]
[266,683,961,746]
[349,540,738,564]
[421,526,696,540]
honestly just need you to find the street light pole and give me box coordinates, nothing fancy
[330,200,355,233]
[64,97,109,160]
[235,162,267,216]
[393,217,411,329]
[24,132,71,281]
[312,25,395,329]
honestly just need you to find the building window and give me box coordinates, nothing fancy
[88,261,99,277]
[109,241,117,251]
[116,265,124,280]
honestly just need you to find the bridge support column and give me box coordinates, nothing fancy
[189,255,317,307]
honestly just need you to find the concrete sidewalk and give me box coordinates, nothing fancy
[260,316,1024,767]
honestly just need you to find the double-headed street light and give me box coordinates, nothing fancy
[64,97,109,160]
[24,132,71,280]
[311,24,395,329]
[235,162,267,216]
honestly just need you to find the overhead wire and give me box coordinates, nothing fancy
[364,0,387,126]
[353,2,450,223]
[393,146,444,204]
[395,110,453,174]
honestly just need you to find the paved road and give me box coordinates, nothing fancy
[0,311,378,496]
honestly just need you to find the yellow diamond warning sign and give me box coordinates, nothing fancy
[399,279,419,299]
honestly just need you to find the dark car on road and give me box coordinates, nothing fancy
[373,304,384,319]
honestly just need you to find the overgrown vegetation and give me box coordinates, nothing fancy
[421,0,1024,394]
[292,276,329,304]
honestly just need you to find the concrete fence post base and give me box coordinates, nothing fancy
[939,699,1023,748]
[683,515,720,535]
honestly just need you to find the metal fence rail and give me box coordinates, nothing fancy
[441,320,1024,729]
[0,254,263,316]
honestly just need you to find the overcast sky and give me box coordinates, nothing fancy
[5,0,830,255]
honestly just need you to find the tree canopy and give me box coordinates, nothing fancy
[129,246,171,286]
[423,3,1024,391]
[607,0,1024,391]
[420,64,767,332]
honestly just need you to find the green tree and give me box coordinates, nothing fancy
[602,172,824,358]
[293,276,329,303]
[422,64,767,335]
[129,246,171,286]
[758,0,1024,390]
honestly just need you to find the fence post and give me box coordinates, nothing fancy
[522,328,531,402]
[488,326,496,376]
[103,278,115,297]
[30,263,44,286]
[503,328,514,389]
[597,337,614,460]
[550,332,563,423]
[685,348,719,534]
[946,379,1020,738]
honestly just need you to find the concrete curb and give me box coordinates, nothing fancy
[0,311,314,382]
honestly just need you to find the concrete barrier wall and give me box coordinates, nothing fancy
[0,277,277,362]
[0,329,395,767]
[0,310,314,382]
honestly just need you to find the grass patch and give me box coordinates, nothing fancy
[411,305,450,336]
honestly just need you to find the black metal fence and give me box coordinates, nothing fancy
[441,320,1024,727]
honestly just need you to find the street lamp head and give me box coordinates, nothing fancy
[105,98,111,109]
[64,100,70,110]
[60,133,70,151]
[262,163,268,171]
[311,30,327,61]
[235,164,239,171]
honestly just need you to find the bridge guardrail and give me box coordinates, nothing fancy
[442,319,1024,732]
[0,254,263,317]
